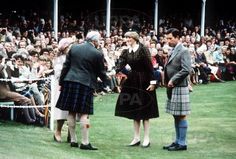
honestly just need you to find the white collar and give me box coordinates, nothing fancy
[128,44,139,53]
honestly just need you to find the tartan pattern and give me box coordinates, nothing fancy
[56,81,94,114]
[166,86,190,115]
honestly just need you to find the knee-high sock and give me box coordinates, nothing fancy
[178,119,188,146]
[174,118,179,144]
[67,114,77,143]
[80,118,90,145]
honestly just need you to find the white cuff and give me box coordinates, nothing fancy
[150,80,157,85]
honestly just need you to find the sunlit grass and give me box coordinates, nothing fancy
[0,81,236,159]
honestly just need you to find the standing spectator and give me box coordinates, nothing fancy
[56,30,109,150]
[114,31,159,148]
[163,28,191,151]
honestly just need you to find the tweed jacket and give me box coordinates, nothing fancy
[59,42,108,89]
[164,43,191,87]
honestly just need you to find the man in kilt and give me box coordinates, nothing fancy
[163,28,192,151]
[56,30,109,150]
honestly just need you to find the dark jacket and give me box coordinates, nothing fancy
[59,42,108,89]
[0,64,31,105]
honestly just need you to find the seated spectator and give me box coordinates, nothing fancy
[204,48,225,82]
[195,47,211,84]
[102,43,119,93]
[212,46,227,79]
[224,47,236,80]
[10,54,45,124]
[0,52,33,123]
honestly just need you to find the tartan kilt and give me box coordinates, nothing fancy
[166,86,190,115]
[56,81,94,114]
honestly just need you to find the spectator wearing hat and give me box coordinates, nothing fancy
[114,31,159,148]
[53,37,74,143]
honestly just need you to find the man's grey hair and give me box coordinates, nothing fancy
[86,30,100,42]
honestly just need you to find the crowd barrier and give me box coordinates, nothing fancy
[0,76,56,131]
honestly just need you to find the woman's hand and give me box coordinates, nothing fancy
[146,84,156,91]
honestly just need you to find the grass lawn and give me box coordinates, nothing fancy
[0,81,236,159]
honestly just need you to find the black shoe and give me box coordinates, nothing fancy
[71,142,79,147]
[141,142,150,148]
[168,144,187,151]
[80,143,98,150]
[163,142,177,150]
[128,141,141,146]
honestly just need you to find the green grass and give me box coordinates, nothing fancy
[1,81,236,159]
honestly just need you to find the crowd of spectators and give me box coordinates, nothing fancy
[0,10,235,126]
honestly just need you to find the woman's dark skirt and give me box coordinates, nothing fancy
[115,71,159,120]
[56,81,94,114]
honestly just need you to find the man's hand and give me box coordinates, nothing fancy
[168,80,174,88]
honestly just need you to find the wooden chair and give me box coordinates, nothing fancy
[43,84,51,127]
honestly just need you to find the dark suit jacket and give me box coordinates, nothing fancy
[0,64,31,105]
[164,43,191,87]
[59,42,108,89]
